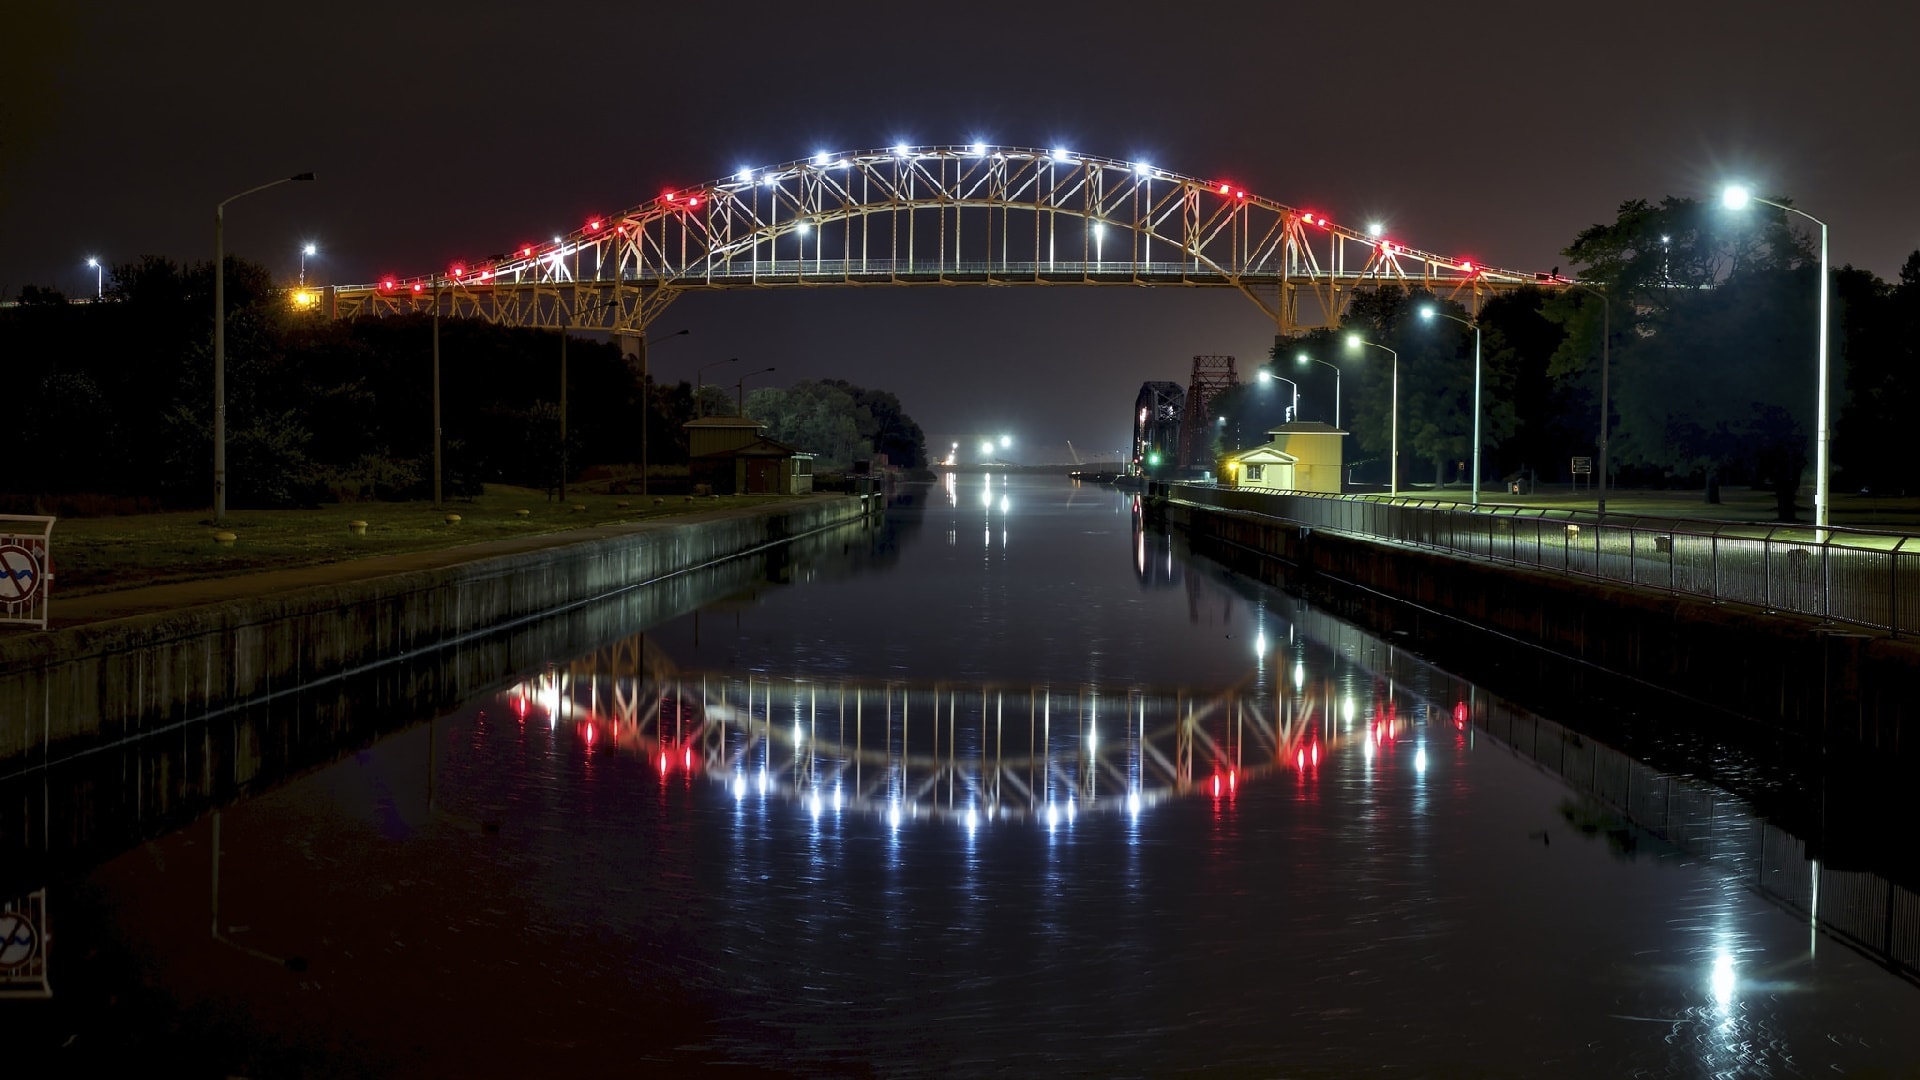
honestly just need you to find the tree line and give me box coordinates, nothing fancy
[1212,196,1920,520]
[1,256,926,510]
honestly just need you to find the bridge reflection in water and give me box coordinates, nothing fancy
[499,635,1449,829]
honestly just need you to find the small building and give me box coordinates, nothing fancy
[1219,421,1346,494]
[684,416,815,495]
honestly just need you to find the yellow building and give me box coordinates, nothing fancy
[1220,421,1346,494]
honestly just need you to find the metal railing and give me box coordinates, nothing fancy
[1171,485,1920,635]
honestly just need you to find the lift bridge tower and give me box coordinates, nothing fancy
[1178,355,1239,474]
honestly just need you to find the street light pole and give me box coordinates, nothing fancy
[1258,369,1299,422]
[631,328,690,497]
[1565,282,1611,515]
[1419,306,1482,507]
[299,243,317,288]
[697,357,739,418]
[1295,351,1342,427]
[86,257,101,299]
[1346,336,1399,497]
[214,171,314,522]
[737,366,777,417]
[1723,186,1829,528]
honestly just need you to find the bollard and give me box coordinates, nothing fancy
[213,531,236,546]
[347,520,368,537]
[444,513,462,525]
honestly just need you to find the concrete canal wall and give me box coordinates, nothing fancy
[1165,489,1918,759]
[0,496,876,769]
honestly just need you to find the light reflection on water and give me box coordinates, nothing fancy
[32,474,1917,1074]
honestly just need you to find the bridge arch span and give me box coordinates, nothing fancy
[329,144,1559,335]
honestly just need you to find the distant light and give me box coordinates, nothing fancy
[1134,161,1150,175]
[894,144,910,157]
[1296,351,1310,366]
[688,197,700,207]
[971,141,986,155]
[86,257,98,268]
[1722,184,1752,210]
[763,174,777,186]
[1302,213,1314,224]
[796,220,811,234]
[411,283,423,292]
[813,151,830,165]
[450,265,463,277]
[1220,183,1231,194]
[1418,305,1436,320]
[999,434,1011,448]
[980,439,994,456]
[521,246,533,257]
[1052,148,1072,163]
[1459,260,1474,273]
[552,235,562,244]
[302,243,317,256]
[1346,334,1362,349]
[588,219,601,231]
[1367,221,1384,238]
[1259,370,1272,382]
[1661,234,1672,244]
[738,167,753,181]
[664,192,676,201]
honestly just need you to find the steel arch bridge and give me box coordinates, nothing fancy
[324,144,1559,336]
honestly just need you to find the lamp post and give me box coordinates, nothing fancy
[696,357,739,418]
[626,327,690,497]
[85,257,101,299]
[1418,305,1482,507]
[215,171,314,522]
[1724,185,1829,529]
[1258,369,1299,422]
[1346,335,1399,497]
[1563,281,1611,515]
[299,243,317,287]
[737,366,777,416]
[1295,351,1341,427]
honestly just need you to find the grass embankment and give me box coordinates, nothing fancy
[38,486,795,599]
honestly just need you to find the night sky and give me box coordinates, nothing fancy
[6,1,1916,458]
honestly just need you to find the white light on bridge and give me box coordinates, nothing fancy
[796,220,811,235]
[894,144,910,157]
[737,167,753,182]
[1366,221,1384,238]
[971,142,986,155]
[1052,148,1073,164]
[1134,161,1150,175]
[813,152,830,166]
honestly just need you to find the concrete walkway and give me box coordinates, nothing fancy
[37,501,814,630]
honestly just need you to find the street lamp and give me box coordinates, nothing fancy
[1562,281,1611,515]
[737,366,776,416]
[1346,335,1399,497]
[85,257,101,299]
[1295,351,1341,427]
[1724,184,1829,528]
[627,327,690,497]
[1257,369,1299,422]
[299,242,317,287]
[1418,304,1482,507]
[215,171,314,522]
[696,357,739,418]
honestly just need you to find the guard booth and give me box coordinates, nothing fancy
[684,417,815,495]
[0,516,54,631]
[1218,422,1347,494]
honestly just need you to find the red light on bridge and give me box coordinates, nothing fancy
[450,266,464,278]
[380,279,395,291]
[1235,190,1246,199]
[479,270,492,280]
[688,197,701,207]
[411,283,423,293]
[1219,183,1231,194]
[1382,241,1398,255]
[665,192,677,201]
[1302,213,1315,224]
[520,246,533,258]
[1459,260,1475,273]
[588,219,602,231]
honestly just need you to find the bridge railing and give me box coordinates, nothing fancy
[1171,485,1920,635]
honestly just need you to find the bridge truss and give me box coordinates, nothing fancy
[325,144,1557,335]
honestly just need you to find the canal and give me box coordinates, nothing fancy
[7,473,1917,1075]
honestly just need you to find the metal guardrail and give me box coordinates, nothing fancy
[1171,485,1920,635]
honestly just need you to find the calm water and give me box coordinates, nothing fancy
[11,474,1918,1076]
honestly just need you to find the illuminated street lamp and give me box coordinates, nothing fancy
[737,366,776,416]
[1295,351,1341,427]
[1723,184,1829,528]
[299,242,317,287]
[215,171,314,522]
[85,257,102,299]
[1418,304,1482,507]
[1346,335,1399,496]
[1257,369,1299,422]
